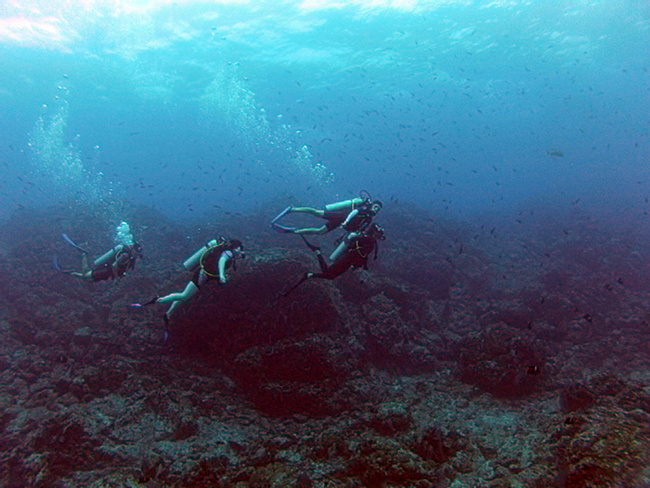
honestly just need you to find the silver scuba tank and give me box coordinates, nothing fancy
[183,238,221,269]
[93,246,118,267]
[324,197,363,213]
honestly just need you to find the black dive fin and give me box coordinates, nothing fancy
[300,235,321,252]
[282,273,311,298]
[270,205,292,225]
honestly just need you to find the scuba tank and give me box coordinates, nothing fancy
[92,221,136,267]
[93,247,118,268]
[183,237,225,270]
[329,233,354,261]
[325,197,364,212]
[325,191,372,212]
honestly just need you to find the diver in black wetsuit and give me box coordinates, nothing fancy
[142,237,245,321]
[284,223,386,296]
[57,221,143,282]
[271,195,382,236]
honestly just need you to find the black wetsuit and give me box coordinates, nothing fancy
[311,235,376,280]
[323,203,374,233]
[91,246,137,282]
[191,245,232,288]
[322,209,349,231]
[342,210,373,233]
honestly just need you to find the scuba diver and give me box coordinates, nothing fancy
[55,221,143,282]
[134,237,245,330]
[283,223,386,297]
[271,191,382,236]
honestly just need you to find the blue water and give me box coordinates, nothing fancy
[0,1,648,222]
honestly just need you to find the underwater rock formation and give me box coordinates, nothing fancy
[1,201,650,486]
[458,324,545,398]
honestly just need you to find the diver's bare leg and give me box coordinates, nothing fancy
[293,225,328,235]
[290,207,324,217]
[157,281,199,317]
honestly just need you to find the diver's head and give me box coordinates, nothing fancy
[132,242,144,258]
[359,198,382,216]
[115,221,135,247]
[228,239,245,258]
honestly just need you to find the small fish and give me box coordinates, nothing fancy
[583,313,593,323]
[546,148,564,157]
[526,365,541,376]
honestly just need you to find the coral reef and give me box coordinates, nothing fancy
[458,324,545,398]
[1,201,650,486]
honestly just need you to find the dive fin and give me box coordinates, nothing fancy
[61,233,90,254]
[130,295,159,308]
[300,235,321,252]
[271,223,297,233]
[282,272,311,297]
[52,255,73,275]
[143,295,160,306]
[270,205,292,225]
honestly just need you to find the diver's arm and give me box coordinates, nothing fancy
[341,209,359,228]
[218,251,233,284]
[93,245,121,268]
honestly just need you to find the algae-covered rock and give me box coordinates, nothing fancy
[551,375,650,487]
[459,324,544,398]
